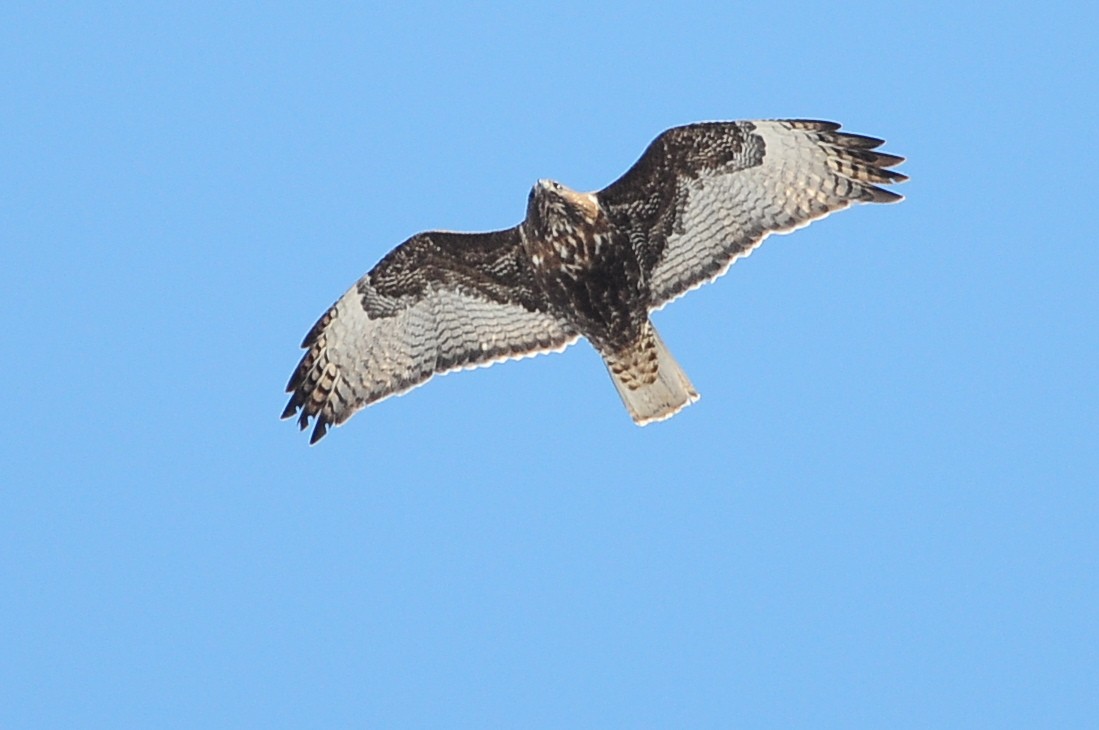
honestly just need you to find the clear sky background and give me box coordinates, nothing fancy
[3,2,1096,728]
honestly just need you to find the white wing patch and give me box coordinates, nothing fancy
[286,280,577,442]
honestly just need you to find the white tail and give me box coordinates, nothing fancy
[604,321,700,426]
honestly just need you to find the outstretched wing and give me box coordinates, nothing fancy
[597,119,907,308]
[282,228,578,443]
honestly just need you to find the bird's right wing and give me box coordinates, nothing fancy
[282,228,578,443]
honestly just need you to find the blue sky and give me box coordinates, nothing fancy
[2,2,1096,727]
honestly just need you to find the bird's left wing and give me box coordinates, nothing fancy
[597,119,907,309]
[282,228,577,442]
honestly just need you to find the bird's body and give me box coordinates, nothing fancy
[283,119,906,442]
[521,179,698,423]
[523,181,644,356]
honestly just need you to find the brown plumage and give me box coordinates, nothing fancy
[283,119,907,442]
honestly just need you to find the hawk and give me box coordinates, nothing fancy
[283,119,906,442]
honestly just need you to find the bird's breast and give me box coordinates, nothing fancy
[522,225,649,352]
[525,224,609,277]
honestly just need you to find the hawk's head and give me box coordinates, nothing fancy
[525,179,603,238]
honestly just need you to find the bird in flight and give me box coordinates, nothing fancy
[283,119,906,442]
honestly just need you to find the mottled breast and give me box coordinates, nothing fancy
[521,183,651,353]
